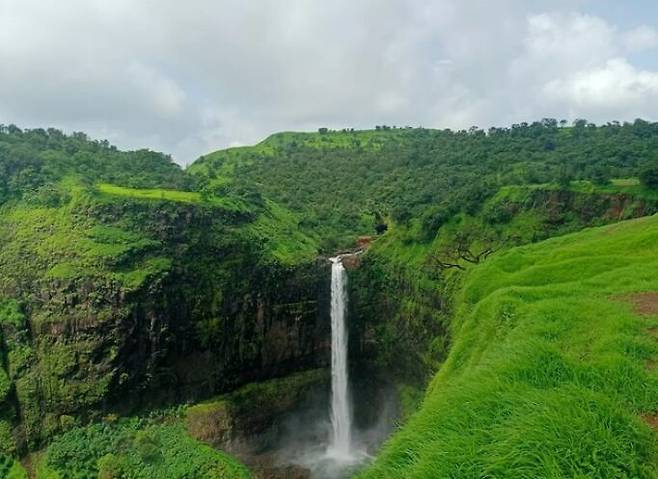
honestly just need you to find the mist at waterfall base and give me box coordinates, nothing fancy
[273,376,398,479]
[253,256,399,479]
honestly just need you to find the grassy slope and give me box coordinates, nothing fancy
[96,182,253,212]
[189,130,406,249]
[359,214,658,478]
[96,182,318,265]
[188,129,401,190]
[97,183,205,203]
[0,182,172,294]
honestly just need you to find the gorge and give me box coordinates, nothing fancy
[1,122,658,478]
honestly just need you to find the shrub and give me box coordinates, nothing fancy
[639,164,658,189]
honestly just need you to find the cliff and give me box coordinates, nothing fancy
[0,183,330,453]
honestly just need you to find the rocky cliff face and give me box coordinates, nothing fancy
[486,188,658,230]
[0,195,331,451]
[136,259,332,405]
[347,254,448,386]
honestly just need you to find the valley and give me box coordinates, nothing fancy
[1,121,658,477]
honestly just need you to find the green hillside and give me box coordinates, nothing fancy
[0,126,322,478]
[0,126,191,204]
[358,214,658,478]
[190,121,658,250]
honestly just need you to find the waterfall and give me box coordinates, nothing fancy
[328,256,352,458]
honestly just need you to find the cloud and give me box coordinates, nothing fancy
[0,0,657,164]
[623,25,658,52]
[127,63,187,118]
[544,59,658,112]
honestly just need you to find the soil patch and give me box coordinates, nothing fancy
[615,292,658,316]
[642,413,658,429]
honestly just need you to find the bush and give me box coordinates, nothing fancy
[0,421,15,455]
[97,453,125,479]
[39,420,251,479]
[639,164,658,189]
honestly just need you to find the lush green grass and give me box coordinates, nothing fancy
[571,178,658,200]
[358,214,658,478]
[0,197,169,293]
[0,454,27,479]
[97,182,251,211]
[97,182,204,203]
[96,182,319,264]
[242,199,318,264]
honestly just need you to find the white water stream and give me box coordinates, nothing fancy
[327,256,353,459]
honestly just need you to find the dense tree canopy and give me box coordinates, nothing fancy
[0,125,191,204]
[191,119,658,248]
[640,163,658,189]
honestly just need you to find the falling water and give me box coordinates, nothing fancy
[328,256,352,459]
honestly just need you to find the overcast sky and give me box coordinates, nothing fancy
[1,1,658,165]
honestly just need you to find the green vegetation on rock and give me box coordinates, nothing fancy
[36,415,251,479]
[186,369,327,448]
[0,126,325,463]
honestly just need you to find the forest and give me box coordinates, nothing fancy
[190,119,658,249]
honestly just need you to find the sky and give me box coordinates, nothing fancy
[1,1,658,166]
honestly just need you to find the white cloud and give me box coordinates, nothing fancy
[0,0,657,164]
[544,58,658,111]
[126,63,186,118]
[623,25,658,52]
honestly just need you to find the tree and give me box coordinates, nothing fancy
[427,224,497,272]
[557,166,574,189]
[590,166,610,186]
[640,164,658,189]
